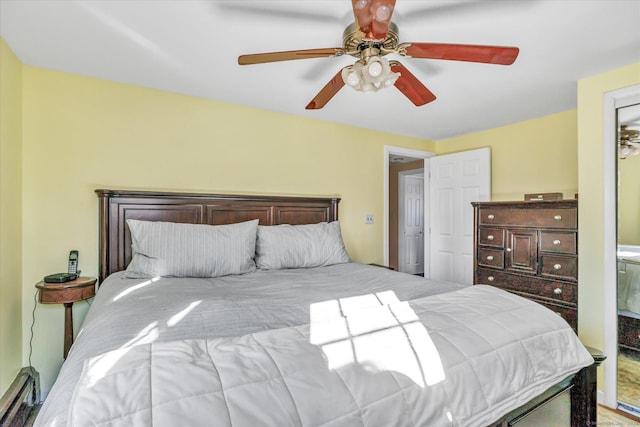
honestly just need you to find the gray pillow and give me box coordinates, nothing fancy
[124,219,259,278]
[255,221,350,270]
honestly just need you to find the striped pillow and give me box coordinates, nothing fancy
[124,219,259,278]
[255,221,350,270]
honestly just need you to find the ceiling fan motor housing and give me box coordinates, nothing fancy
[343,22,400,59]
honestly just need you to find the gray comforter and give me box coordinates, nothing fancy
[35,263,591,426]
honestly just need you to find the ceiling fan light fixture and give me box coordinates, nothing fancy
[618,144,633,160]
[375,5,392,22]
[342,62,362,87]
[354,0,368,10]
[618,124,640,159]
[366,59,383,77]
[342,56,399,92]
[344,70,361,87]
[620,145,631,158]
[618,142,640,159]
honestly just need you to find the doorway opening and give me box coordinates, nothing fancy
[396,168,425,274]
[383,146,434,273]
[384,145,491,283]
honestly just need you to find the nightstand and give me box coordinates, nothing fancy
[35,277,96,359]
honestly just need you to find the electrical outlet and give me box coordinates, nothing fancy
[365,213,374,224]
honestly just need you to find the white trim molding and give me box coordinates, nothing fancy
[602,84,640,409]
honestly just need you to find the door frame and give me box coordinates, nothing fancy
[383,146,435,272]
[603,85,640,408]
[398,169,425,274]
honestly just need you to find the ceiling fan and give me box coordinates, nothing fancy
[619,124,640,159]
[237,0,520,110]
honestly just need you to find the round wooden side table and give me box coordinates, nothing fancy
[35,276,97,359]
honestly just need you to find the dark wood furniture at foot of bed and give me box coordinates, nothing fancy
[95,189,602,427]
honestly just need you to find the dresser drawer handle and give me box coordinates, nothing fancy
[486,255,494,261]
[488,276,495,282]
[554,263,562,270]
[553,215,562,220]
[487,235,494,240]
[487,214,495,220]
[554,288,562,295]
[553,239,561,245]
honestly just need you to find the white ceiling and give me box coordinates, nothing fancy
[1,0,639,141]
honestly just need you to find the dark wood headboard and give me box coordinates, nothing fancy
[96,189,340,283]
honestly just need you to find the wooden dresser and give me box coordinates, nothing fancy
[472,200,578,331]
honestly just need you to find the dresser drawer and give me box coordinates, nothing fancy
[476,267,576,304]
[540,231,577,254]
[479,207,576,229]
[478,284,578,331]
[534,299,577,331]
[479,228,505,247]
[478,248,505,269]
[540,255,577,281]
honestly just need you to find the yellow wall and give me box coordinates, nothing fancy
[20,66,436,393]
[436,110,578,200]
[618,152,640,246]
[577,63,640,362]
[0,39,23,393]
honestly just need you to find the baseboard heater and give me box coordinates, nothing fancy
[0,367,40,426]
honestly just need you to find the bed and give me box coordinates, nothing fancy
[34,189,601,427]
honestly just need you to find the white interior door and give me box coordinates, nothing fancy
[398,172,424,275]
[429,148,491,285]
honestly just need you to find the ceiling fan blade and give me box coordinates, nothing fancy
[306,69,347,110]
[390,61,436,107]
[351,0,397,40]
[238,48,344,65]
[402,43,519,65]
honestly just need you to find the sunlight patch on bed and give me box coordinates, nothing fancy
[85,321,160,387]
[113,276,160,301]
[167,300,201,327]
[85,347,133,388]
[309,292,445,388]
[122,321,159,348]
